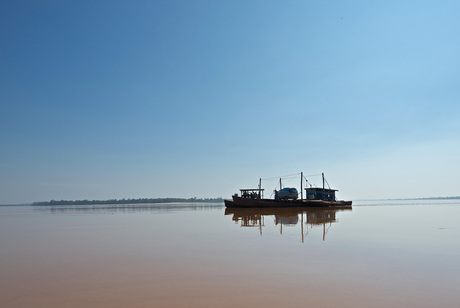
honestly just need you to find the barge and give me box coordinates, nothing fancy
[224,172,352,209]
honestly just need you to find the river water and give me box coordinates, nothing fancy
[1,200,459,307]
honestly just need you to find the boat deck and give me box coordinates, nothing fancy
[225,196,352,209]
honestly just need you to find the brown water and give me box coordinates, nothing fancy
[1,200,459,307]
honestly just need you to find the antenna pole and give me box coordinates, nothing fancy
[322,172,325,200]
[259,178,262,199]
[300,172,303,200]
[322,173,325,190]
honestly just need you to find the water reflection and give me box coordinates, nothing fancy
[225,207,351,242]
[32,203,224,214]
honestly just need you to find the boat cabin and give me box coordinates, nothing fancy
[305,188,337,201]
[239,188,264,199]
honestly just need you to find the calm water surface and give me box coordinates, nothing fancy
[1,200,459,307]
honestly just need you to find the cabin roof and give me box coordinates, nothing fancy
[305,187,338,192]
[239,188,264,192]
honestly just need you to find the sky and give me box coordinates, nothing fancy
[1,0,459,204]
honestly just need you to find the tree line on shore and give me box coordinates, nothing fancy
[32,197,224,206]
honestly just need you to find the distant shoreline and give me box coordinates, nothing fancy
[31,197,224,206]
[352,196,460,201]
[2,196,459,207]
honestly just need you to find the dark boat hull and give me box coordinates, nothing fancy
[225,196,352,209]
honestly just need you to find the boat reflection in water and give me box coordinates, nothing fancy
[225,207,351,242]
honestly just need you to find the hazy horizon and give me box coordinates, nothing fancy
[2,195,460,207]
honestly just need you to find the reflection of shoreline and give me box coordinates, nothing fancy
[33,203,224,214]
[225,207,351,242]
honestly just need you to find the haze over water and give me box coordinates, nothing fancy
[1,200,459,307]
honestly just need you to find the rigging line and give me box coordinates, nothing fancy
[325,223,332,234]
[303,175,319,186]
[304,173,322,178]
[324,178,331,189]
[268,182,280,198]
[283,175,301,179]
[264,176,299,182]
[262,173,301,180]
[263,176,293,181]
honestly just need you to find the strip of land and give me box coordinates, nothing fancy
[32,197,224,206]
[389,196,460,200]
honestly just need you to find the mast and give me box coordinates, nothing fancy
[301,211,304,243]
[322,172,326,201]
[300,172,303,200]
[279,178,282,190]
[259,215,262,235]
[259,178,262,199]
[323,223,326,241]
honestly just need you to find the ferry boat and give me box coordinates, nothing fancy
[224,172,352,208]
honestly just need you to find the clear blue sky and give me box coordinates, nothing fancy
[1,1,459,204]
